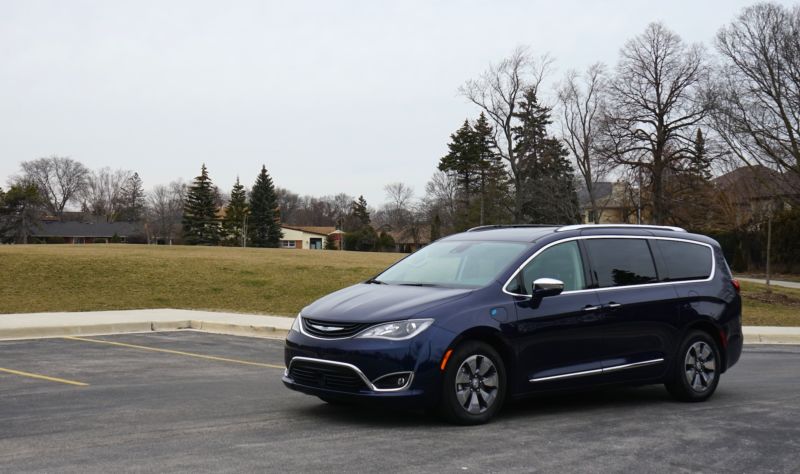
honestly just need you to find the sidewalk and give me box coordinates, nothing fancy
[737,277,800,290]
[0,309,799,344]
[0,309,293,341]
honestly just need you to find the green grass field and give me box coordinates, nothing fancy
[0,245,797,326]
[0,245,403,316]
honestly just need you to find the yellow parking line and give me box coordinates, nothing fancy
[0,367,89,387]
[63,336,285,369]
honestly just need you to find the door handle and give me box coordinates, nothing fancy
[607,302,623,310]
[583,305,601,312]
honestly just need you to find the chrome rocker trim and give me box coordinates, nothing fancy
[530,358,665,383]
[287,356,414,392]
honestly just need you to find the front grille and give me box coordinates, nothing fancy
[288,360,367,392]
[301,317,372,338]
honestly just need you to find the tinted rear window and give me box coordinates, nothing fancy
[585,238,658,288]
[655,240,713,281]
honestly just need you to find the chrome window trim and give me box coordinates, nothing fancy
[287,356,415,392]
[530,358,664,383]
[503,235,716,297]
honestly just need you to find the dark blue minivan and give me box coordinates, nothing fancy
[283,224,743,424]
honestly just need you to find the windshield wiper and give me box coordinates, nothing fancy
[365,278,387,285]
[398,283,439,287]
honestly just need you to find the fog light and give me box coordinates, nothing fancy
[372,372,412,390]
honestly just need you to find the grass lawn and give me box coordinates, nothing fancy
[1,245,797,326]
[739,280,800,327]
[0,245,403,316]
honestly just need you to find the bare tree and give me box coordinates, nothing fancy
[600,23,711,224]
[713,2,800,197]
[558,63,615,223]
[423,170,458,232]
[460,47,553,222]
[383,182,415,229]
[81,167,132,222]
[19,156,89,216]
[147,180,185,244]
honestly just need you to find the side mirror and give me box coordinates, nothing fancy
[531,278,564,298]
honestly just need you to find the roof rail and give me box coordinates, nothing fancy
[466,224,557,232]
[555,224,687,232]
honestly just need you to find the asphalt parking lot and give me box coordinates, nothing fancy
[1,332,798,473]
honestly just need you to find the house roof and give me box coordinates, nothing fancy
[713,165,800,202]
[577,182,612,207]
[386,225,432,245]
[281,225,337,236]
[32,221,143,238]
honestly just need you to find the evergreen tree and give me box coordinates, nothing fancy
[119,172,146,221]
[0,183,43,244]
[513,88,580,224]
[182,164,221,245]
[472,112,511,225]
[520,139,581,224]
[248,165,282,247]
[439,115,511,229]
[351,195,371,228]
[223,177,249,246]
[439,120,481,199]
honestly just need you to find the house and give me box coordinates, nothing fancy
[31,221,145,244]
[577,181,638,224]
[279,225,343,249]
[387,225,431,253]
[713,165,800,226]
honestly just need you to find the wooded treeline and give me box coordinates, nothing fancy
[2,2,799,267]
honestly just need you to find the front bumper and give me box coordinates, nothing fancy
[282,325,454,407]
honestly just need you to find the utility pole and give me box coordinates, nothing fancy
[766,207,772,294]
[242,214,248,248]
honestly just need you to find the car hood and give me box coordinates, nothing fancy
[301,283,473,323]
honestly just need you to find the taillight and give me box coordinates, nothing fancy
[731,279,741,293]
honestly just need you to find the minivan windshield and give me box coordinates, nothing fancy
[374,240,529,288]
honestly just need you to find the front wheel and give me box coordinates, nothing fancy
[666,330,721,402]
[439,341,506,425]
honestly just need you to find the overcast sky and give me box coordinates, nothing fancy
[1,0,793,207]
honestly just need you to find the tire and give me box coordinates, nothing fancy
[666,330,721,402]
[439,341,506,425]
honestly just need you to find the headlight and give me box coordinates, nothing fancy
[356,319,434,340]
[291,314,302,333]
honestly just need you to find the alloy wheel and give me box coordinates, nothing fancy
[454,354,499,414]
[684,341,716,392]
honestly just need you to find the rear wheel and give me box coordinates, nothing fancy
[666,330,721,402]
[439,341,506,425]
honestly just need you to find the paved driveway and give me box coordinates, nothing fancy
[1,332,798,473]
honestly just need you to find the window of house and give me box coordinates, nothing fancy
[281,240,296,248]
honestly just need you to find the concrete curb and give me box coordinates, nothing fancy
[742,326,800,345]
[0,309,291,341]
[0,310,796,344]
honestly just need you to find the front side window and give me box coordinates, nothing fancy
[585,238,658,288]
[376,240,529,288]
[511,241,586,294]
